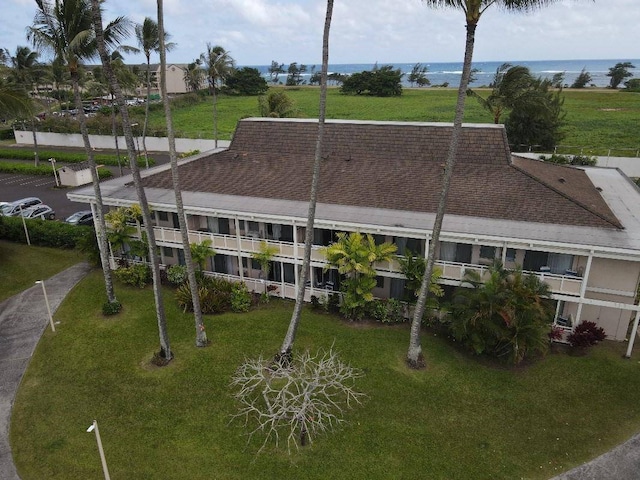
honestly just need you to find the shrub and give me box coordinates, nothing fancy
[175,276,236,314]
[0,216,93,249]
[178,149,200,158]
[0,147,153,168]
[166,264,188,286]
[567,321,606,348]
[0,161,111,178]
[102,300,122,316]
[539,153,597,166]
[231,282,252,313]
[327,293,341,314]
[114,264,151,288]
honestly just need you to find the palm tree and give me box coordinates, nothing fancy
[8,46,42,166]
[0,83,33,119]
[407,0,563,369]
[91,0,173,361]
[278,0,334,362]
[157,0,208,347]
[251,241,279,296]
[134,17,174,165]
[200,44,234,149]
[467,63,536,123]
[28,0,130,307]
[190,239,216,271]
[324,232,397,320]
[183,60,203,92]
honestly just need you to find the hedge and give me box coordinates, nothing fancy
[0,215,93,249]
[0,148,154,167]
[0,161,112,179]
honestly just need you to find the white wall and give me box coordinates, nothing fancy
[14,130,229,153]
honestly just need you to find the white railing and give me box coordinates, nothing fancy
[143,227,585,296]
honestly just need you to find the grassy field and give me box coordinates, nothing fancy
[0,240,84,303]
[145,87,640,156]
[10,270,640,479]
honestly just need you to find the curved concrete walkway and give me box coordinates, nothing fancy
[0,262,91,480]
[0,261,638,479]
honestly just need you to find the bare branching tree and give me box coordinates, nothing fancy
[230,347,365,454]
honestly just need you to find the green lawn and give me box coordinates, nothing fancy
[0,240,84,303]
[10,270,640,479]
[145,87,640,155]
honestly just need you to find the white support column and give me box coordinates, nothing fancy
[234,217,243,280]
[280,261,285,298]
[554,299,562,322]
[501,242,507,264]
[575,253,593,326]
[625,310,640,359]
[293,223,300,289]
[424,233,430,259]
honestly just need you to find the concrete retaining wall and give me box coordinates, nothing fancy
[13,130,229,153]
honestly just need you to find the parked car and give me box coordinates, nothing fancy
[20,204,55,220]
[65,210,94,226]
[0,197,43,216]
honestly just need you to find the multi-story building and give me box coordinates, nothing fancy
[68,118,640,355]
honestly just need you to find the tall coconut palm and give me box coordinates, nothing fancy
[8,46,43,166]
[279,0,334,362]
[200,43,234,149]
[407,0,564,369]
[91,0,173,361]
[157,0,207,347]
[28,0,130,306]
[134,17,174,166]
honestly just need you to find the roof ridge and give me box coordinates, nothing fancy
[510,159,623,229]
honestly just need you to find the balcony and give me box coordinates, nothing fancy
[148,227,584,297]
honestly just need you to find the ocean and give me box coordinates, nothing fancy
[248,59,639,88]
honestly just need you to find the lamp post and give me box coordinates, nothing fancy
[49,157,60,187]
[35,280,55,332]
[87,420,111,480]
[18,204,31,246]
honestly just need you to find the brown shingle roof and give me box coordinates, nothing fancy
[141,118,621,230]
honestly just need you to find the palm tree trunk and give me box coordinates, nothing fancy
[212,85,218,149]
[30,119,40,167]
[91,0,172,360]
[406,22,477,369]
[142,55,151,166]
[158,0,208,347]
[71,70,116,304]
[111,97,123,176]
[279,0,333,359]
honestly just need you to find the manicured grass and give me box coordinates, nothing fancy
[0,240,84,303]
[10,271,640,479]
[146,87,640,155]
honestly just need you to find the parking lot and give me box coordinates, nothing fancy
[0,173,90,220]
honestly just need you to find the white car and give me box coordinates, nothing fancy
[20,204,56,220]
[0,197,43,216]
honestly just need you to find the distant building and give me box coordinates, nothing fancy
[135,63,204,96]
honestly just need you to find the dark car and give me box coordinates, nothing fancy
[65,210,94,226]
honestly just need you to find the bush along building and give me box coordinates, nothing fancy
[68,118,640,356]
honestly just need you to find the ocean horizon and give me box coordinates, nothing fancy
[246,59,639,88]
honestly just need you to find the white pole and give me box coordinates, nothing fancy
[625,310,640,359]
[49,158,59,187]
[87,420,111,480]
[35,280,55,332]
[19,204,31,246]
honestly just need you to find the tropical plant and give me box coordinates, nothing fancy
[450,261,553,365]
[398,249,444,304]
[407,0,562,369]
[258,90,296,118]
[268,60,285,83]
[157,0,207,347]
[407,63,430,87]
[607,62,635,89]
[323,232,397,320]
[251,241,279,296]
[224,67,268,95]
[340,65,403,96]
[567,321,606,349]
[135,17,175,164]
[286,62,307,86]
[279,0,334,361]
[200,43,235,148]
[28,0,130,307]
[183,59,204,92]
[190,239,216,271]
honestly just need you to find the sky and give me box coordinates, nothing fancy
[2,0,639,67]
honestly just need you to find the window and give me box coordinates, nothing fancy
[506,248,517,262]
[162,247,173,258]
[376,276,385,288]
[158,211,168,222]
[479,246,496,260]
